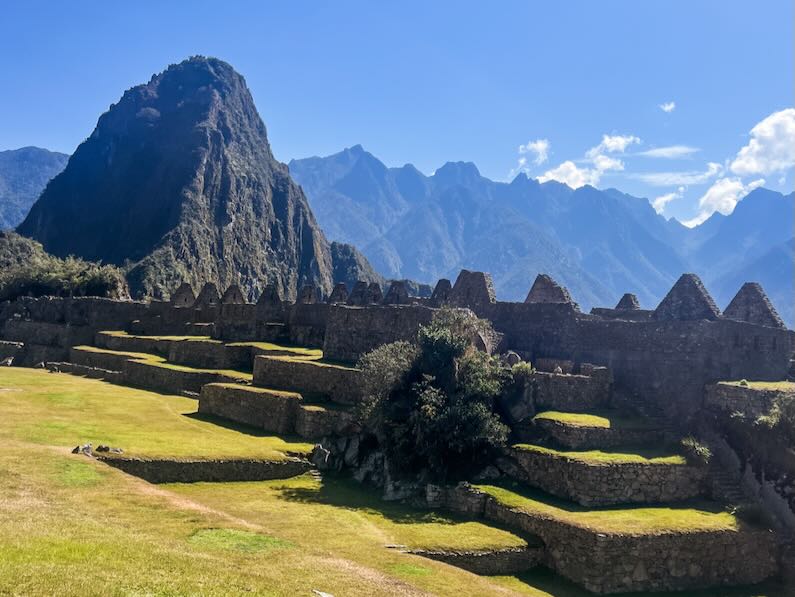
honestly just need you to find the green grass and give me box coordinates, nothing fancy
[0,368,308,459]
[230,341,323,359]
[188,528,292,552]
[512,443,686,465]
[137,359,254,380]
[208,382,302,398]
[98,330,216,342]
[533,410,657,430]
[0,372,537,596]
[76,345,254,380]
[721,380,795,391]
[169,473,529,553]
[72,344,167,362]
[476,482,744,535]
[265,354,359,370]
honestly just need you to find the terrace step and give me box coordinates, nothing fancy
[67,346,251,395]
[436,482,778,594]
[253,354,362,405]
[532,410,663,450]
[505,443,705,506]
[199,383,355,440]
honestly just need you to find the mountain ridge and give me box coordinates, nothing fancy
[289,146,794,325]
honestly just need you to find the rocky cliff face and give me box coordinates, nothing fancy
[18,56,377,300]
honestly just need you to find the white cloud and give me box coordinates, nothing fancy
[630,162,722,186]
[729,108,795,176]
[651,186,685,214]
[637,145,699,159]
[659,101,676,113]
[518,138,550,166]
[682,177,765,227]
[538,160,600,188]
[585,134,640,158]
[539,133,638,188]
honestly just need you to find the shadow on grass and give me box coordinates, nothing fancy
[182,411,310,447]
[273,471,542,547]
[510,567,787,597]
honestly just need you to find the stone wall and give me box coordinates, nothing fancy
[533,370,611,412]
[123,360,248,395]
[253,355,363,404]
[97,455,310,483]
[322,304,435,363]
[404,546,542,575]
[704,382,793,419]
[436,484,778,594]
[199,383,301,434]
[508,447,706,506]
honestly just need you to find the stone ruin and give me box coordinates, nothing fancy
[614,293,640,310]
[525,273,577,308]
[170,282,196,308]
[382,281,410,305]
[723,282,786,329]
[652,273,721,321]
[328,283,349,304]
[1,269,793,595]
[221,284,246,304]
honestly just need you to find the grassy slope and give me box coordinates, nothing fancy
[476,483,742,535]
[512,443,686,465]
[721,380,795,391]
[532,410,657,430]
[0,369,305,458]
[73,345,254,380]
[0,369,541,596]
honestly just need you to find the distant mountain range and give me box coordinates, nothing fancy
[289,145,794,325]
[14,57,380,300]
[0,147,68,230]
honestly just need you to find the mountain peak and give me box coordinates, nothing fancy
[17,57,379,299]
[433,161,481,186]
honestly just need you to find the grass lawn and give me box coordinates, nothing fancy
[721,380,795,391]
[512,443,686,465]
[533,410,657,430]
[475,482,744,535]
[229,341,324,359]
[74,345,254,380]
[0,368,306,459]
[99,330,217,342]
[0,368,552,596]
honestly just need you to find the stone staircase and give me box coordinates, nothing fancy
[708,463,746,504]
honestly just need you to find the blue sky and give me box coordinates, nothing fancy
[1,0,792,225]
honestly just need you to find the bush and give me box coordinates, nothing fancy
[728,503,775,529]
[356,341,418,425]
[680,436,712,466]
[358,309,510,482]
[0,254,128,301]
[755,393,795,447]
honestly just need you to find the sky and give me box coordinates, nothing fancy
[1,0,792,226]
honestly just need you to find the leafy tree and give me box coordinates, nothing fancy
[357,308,509,481]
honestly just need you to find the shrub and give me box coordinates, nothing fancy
[358,308,509,482]
[511,361,534,381]
[0,254,128,301]
[728,503,775,529]
[738,379,749,387]
[680,436,712,466]
[356,341,418,425]
[755,393,795,447]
